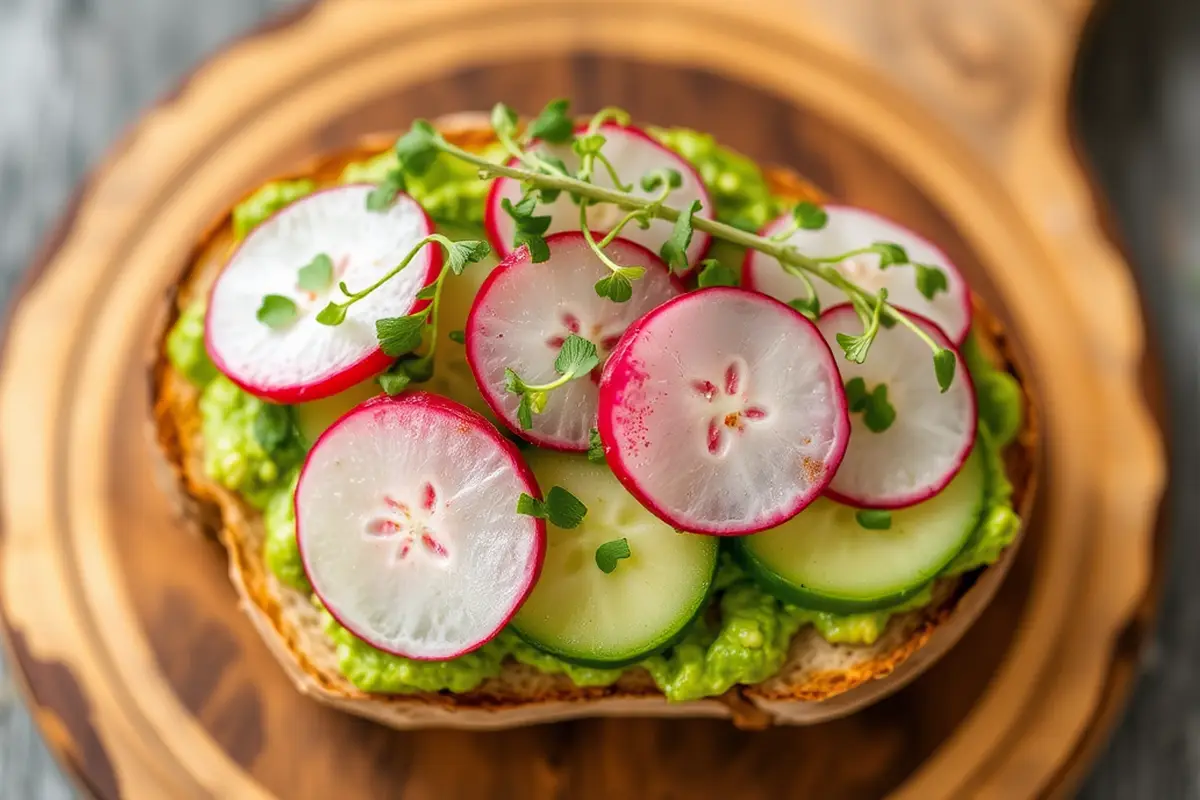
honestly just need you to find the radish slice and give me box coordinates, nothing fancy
[597,287,850,535]
[296,393,545,660]
[466,232,682,450]
[485,124,713,275]
[206,185,438,403]
[743,205,972,344]
[816,304,976,509]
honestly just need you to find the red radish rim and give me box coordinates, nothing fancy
[597,286,851,535]
[205,185,440,404]
[295,392,546,660]
[818,302,978,510]
[484,123,713,277]
[742,204,973,345]
[466,231,684,452]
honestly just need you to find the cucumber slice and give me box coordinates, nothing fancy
[512,450,719,667]
[734,444,986,613]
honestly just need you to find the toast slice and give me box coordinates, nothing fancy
[151,115,1037,729]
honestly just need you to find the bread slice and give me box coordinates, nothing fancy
[150,115,1037,729]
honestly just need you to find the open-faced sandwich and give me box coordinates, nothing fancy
[153,101,1034,729]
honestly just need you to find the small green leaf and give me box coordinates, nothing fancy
[836,289,887,364]
[545,486,588,529]
[315,302,347,326]
[595,538,632,573]
[253,403,295,453]
[934,348,957,393]
[660,199,701,274]
[594,273,633,303]
[527,98,575,143]
[588,428,605,463]
[696,259,739,288]
[503,367,526,395]
[787,295,821,321]
[394,120,440,176]
[416,283,439,300]
[378,353,435,396]
[554,335,600,378]
[503,197,552,236]
[515,230,550,262]
[448,330,466,344]
[516,393,534,430]
[836,331,873,364]
[640,167,683,193]
[572,133,606,159]
[914,263,949,300]
[490,103,519,138]
[792,201,828,230]
[378,370,411,396]
[862,384,896,433]
[375,313,427,357]
[516,492,547,519]
[444,239,491,276]
[540,154,570,177]
[874,242,909,269]
[855,510,892,530]
[844,377,895,432]
[508,193,540,219]
[297,253,334,293]
[844,377,869,412]
[256,295,298,329]
[366,169,406,211]
[528,390,549,414]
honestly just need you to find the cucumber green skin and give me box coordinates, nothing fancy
[508,550,721,669]
[732,483,985,614]
[731,539,942,614]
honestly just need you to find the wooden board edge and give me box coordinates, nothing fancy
[0,5,326,799]
[1039,1,1174,788]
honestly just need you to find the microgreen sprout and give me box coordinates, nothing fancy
[372,99,957,389]
[504,335,601,429]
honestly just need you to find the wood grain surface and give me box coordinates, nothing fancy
[0,0,1180,797]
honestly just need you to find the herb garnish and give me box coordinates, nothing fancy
[516,486,588,529]
[504,335,600,429]
[595,538,632,573]
[377,100,956,390]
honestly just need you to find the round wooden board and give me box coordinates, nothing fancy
[0,0,1165,798]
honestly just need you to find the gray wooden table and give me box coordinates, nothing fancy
[0,0,1195,796]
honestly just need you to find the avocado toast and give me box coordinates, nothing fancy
[152,108,1035,729]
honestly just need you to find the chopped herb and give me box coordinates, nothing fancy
[595,538,632,573]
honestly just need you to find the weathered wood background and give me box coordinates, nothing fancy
[0,0,1194,796]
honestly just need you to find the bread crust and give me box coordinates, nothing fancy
[150,115,1037,729]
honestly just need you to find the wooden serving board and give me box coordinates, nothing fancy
[0,0,1165,797]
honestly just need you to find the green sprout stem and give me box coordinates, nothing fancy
[321,233,462,321]
[432,135,938,358]
[517,370,582,394]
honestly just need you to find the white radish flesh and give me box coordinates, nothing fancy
[816,303,976,509]
[206,185,438,403]
[466,232,682,450]
[598,287,850,535]
[744,205,972,344]
[296,393,545,660]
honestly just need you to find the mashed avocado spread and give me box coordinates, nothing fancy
[167,129,1023,701]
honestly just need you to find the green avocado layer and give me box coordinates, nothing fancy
[165,128,1023,701]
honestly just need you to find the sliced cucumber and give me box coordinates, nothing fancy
[512,450,719,667]
[734,444,986,613]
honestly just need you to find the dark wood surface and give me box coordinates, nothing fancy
[0,0,1184,796]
